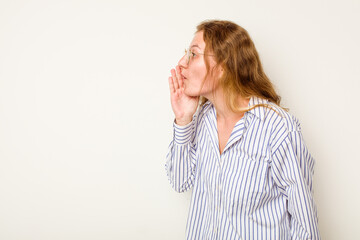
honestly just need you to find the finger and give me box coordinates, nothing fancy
[171,69,178,90]
[175,66,182,88]
[176,65,184,88]
[171,69,179,90]
[168,77,175,93]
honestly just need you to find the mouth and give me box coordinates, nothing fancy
[181,74,187,80]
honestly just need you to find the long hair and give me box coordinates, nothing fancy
[196,20,282,111]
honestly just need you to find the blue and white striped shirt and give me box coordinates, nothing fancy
[165,97,320,239]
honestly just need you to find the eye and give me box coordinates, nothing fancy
[190,50,197,57]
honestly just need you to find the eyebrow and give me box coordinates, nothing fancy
[190,44,201,50]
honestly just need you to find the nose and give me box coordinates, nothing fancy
[178,53,188,68]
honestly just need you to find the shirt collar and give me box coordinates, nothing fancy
[246,96,270,120]
[201,96,272,121]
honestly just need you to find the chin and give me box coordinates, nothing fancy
[184,88,198,97]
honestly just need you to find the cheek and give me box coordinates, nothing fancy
[189,64,207,81]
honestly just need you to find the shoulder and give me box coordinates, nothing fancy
[249,97,301,133]
[248,97,303,150]
[268,103,301,133]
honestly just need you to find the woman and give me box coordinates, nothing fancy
[165,20,320,240]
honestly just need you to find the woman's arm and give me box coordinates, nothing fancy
[165,117,198,193]
[166,65,200,193]
[271,128,320,239]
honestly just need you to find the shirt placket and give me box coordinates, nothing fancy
[213,154,225,238]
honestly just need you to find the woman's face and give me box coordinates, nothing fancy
[178,31,222,98]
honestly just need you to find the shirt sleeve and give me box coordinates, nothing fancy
[271,129,321,239]
[165,116,198,193]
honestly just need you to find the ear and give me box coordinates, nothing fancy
[216,65,224,78]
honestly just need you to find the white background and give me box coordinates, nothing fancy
[0,0,359,239]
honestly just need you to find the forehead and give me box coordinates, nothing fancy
[189,31,205,50]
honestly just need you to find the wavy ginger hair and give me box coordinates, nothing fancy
[197,20,282,111]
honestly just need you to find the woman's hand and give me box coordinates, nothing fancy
[168,66,199,126]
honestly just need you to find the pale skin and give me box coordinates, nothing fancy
[168,31,250,154]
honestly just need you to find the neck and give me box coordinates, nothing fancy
[205,89,250,122]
